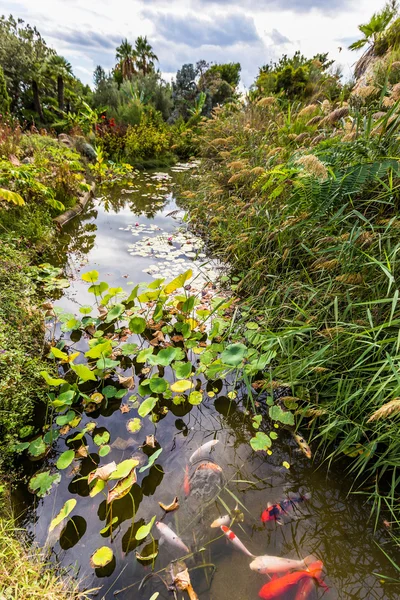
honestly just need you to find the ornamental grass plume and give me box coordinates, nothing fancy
[311,257,339,270]
[257,96,276,107]
[368,398,400,422]
[335,273,364,284]
[306,115,323,126]
[250,166,265,176]
[312,133,325,145]
[321,99,331,113]
[227,160,247,171]
[294,132,309,144]
[297,104,318,118]
[327,106,349,124]
[295,154,328,181]
[266,147,283,158]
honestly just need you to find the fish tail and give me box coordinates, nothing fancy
[303,555,319,569]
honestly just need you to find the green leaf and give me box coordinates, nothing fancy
[79,306,93,315]
[106,303,125,322]
[99,445,111,457]
[139,448,163,473]
[50,347,68,360]
[109,459,139,480]
[127,418,142,433]
[85,340,112,359]
[173,361,193,379]
[88,282,109,295]
[49,499,76,532]
[71,363,97,382]
[121,343,139,356]
[188,391,203,405]
[61,318,81,332]
[130,316,147,334]
[99,516,118,535]
[40,371,67,387]
[246,322,259,330]
[149,377,168,394]
[135,515,156,540]
[250,432,272,451]
[220,343,247,366]
[164,270,193,294]
[56,411,76,426]
[102,385,117,398]
[269,405,295,426]
[43,428,60,444]
[137,347,154,363]
[138,397,158,417]
[28,436,48,458]
[94,431,110,446]
[29,471,61,497]
[107,467,137,502]
[96,357,120,370]
[56,449,75,470]
[89,478,105,498]
[90,546,113,568]
[82,270,99,283]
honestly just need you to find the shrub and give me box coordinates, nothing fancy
[124,108,171,161]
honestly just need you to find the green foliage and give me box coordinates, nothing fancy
[0,65,10,115]
[124,108,171,162]
[349,2,397,51]
[206,63,241,88]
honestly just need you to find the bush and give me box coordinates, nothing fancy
[124,108,171,161]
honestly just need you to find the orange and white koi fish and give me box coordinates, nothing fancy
[250,554,315,575]
[220,525,254,557]
[155,521,190,554]
[189,439,219,463]
[258,561,327,600]
[184,464,190,497]
[211,514,231,528]
[195,461,222,473]
[292,431,312,459]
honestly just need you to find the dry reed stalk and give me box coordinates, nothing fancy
[311,258,340,270]
[335,273,364,284]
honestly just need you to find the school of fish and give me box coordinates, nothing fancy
[155,438,326,599]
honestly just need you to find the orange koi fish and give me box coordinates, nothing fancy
[220,525,254,557]
[258,561,327,600]
[194,461,222,473]
[184,464,190,497]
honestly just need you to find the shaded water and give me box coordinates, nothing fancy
[15,168,400,600]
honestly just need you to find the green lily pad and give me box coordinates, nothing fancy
[130,316,147,334]
[99,445,111,457]
[220,343,247,366]
[188,391,203,405]
[90,546,113,568]
[109,458,139,480]
[149,377,168,394]
[29,471,61,497]
[139,448,162,473]
[49,499,76,532]
[138,396,157,417]
[127,418,142,433]
[56,449,75,470]
[250,432,272,451]
[135,515,156,540]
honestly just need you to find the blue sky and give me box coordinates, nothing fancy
[2,0,381,87]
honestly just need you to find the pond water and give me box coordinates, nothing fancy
[14,167,400,600]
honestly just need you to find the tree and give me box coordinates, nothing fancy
[134,36,158,75]
[115,39,136,80]
[349,2,397,51]
[0,65,10,115]
[93,65,106,88]
[206,63,241,88]
[44,54,73,111]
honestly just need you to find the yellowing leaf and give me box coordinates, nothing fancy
[107,467,137,503]
[88,461,117,484]
[171,380,194,393]
[282,461,291,469]
[185,318,198,330]
[90,546,113,568]
[49,499,76,532]
[164,269,193,294]
[89,478,105,497]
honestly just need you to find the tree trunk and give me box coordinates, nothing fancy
[32,79,44,122]
[57,75,64,112]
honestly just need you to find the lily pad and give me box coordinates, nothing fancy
[29,471,61,497]
[49,499,76,532]
[90,546,113,568]
[250,432,272,451]
[149,377,168,394]
[171,380,194,393]
[135,515,156,540]
[94,430,110,446]
[188,391,203,405]
[109,458,139,480]
[56,449,75,470]
[173,361,193,379]
[127,418,142,433]
[130,316,147,334]
[138,396,158,417]
[107,467,137,503]
[220,343,247,366]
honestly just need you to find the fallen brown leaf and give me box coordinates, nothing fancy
[145,434,156,448]
[75,445,88,459]
[120,404,130,414]
[118,374,135,389]
[88,461,117,484]
[159,496,179,513]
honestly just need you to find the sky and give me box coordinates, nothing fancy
[2,0,384,88]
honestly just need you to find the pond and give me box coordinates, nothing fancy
[14,166,400,600]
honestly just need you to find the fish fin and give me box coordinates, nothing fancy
[303,555,319,569]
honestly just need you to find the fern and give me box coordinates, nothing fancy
[0,188,25,206]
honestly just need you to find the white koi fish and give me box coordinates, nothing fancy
[250,554,316,575]
[211,514,231,528]
[189,439,219,463]
[155,521,190,554]
[220,525,254,557]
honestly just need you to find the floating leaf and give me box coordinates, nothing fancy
[171,380,194,393]
[220,343,247,366]
[89,281,109,296]
[29,471,61,497]
[100,517,118,535]
[56,449,75,470]
[173,362,193,379]
[172,395,186,405]
[85,341,112,359]
[90,392,104,404]
[138,396,158,417]
[107,467,137,503]
[90,546,113,568]
[135,516,156,540]
[82,270,99,283]
[109,458,139,480]
[136,541,159,563]
[127,418,142,433]
[268,405,295,426]
[159,496,179,512]
[49,499,76,532]
[188,391,203,405]
[250,432,272,451]
[94,430,110,446]
[137,347,154,363]
[97,357,120,370]
[149,346,180,366]
[102,385,117,398]
[121,343,139,356]
[56,411,76,426]
[99,445,111,457]
[90,478,106,497]
[28,437,48,458]
[149,377,168,394]
[139,448,163,473]
[130,316,147,334]
[88,461,117,484]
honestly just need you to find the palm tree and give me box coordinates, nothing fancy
[45,55,73,111]
[349,2,396,51]
[134,36,158,75]
[115,39,137,80]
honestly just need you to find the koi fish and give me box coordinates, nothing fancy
[220,525,254,557]
[211,514,231,528]
[258,561,326,600]
[184,464,190,497]
[189,439,219,463]
[155,521,190,554]
[250,554,316,575]
[261,491,311,523]
[292,431,312,459]
[195,461,222,473]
